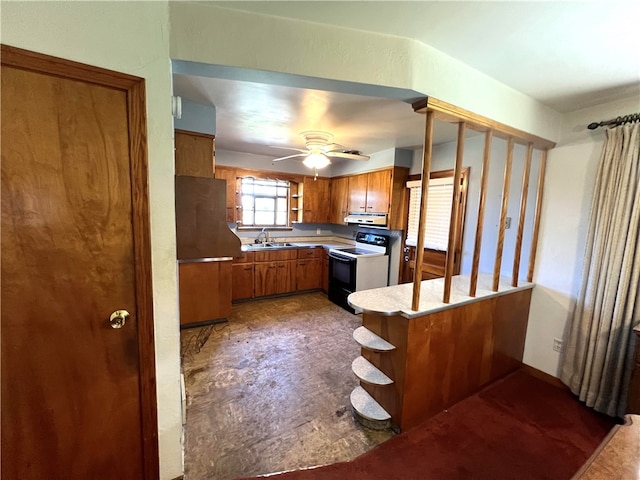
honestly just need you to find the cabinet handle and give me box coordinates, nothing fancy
[278,265,285,268]
[367,206,372,209]
[244,267,252,271]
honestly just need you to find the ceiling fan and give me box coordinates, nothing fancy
[271,131,370,170]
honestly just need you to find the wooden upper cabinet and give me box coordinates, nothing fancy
[348,174,368,213]
[365,170,392,213]
[302,176,330,223]
[330,176,349,224]
[214,165,237,223]
[175,129,215,178]
[347,170,392,214]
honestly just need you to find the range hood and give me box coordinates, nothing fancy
[344,213,388,227]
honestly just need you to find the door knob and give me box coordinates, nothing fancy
[109,310,129,329]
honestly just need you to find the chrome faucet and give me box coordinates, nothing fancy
[255,227,270,244]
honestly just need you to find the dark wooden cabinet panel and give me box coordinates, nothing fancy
[276,261,297,294]
[296,258,323,291]
[322,250,329,293]
[232,263,254,301]
[330,176,349,224]
[175,129,215,178]
[302,176,331,223]
[179,261,232,326]
[255,262,278,297]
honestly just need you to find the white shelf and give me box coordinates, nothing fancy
[350,386,391,422]
[353,326,395,352]
[352,356,393,385]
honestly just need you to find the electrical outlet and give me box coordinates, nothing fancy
[316,228,321,235]
[553,337,563,352]
[505,217,512,229]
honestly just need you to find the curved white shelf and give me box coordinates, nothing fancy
[350,386,391,422]
[353,326,395,352]
[352,356,393,385]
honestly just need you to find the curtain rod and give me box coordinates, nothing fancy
[588,113,640,130]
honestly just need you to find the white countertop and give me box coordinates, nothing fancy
[347,272,534,318]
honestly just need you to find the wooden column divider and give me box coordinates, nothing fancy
[527,149,548,282]
[412,109,435,311]
[492,137,514,291]
[469,130,493,297]
[443,122,465,303]
[512,143,533,287]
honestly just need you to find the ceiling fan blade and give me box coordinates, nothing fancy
[269,145,309,154]
[322,143,349,153]
[326,151,370,161]
[272,153,306,162]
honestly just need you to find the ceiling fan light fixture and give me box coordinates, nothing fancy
[303,152,331,169]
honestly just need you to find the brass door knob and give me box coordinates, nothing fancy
[109,310,130,329]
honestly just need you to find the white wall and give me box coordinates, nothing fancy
[168,2,561,143]
[1,3,182,479]
[524,95,638,376]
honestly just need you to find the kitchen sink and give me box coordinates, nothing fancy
[246,242,296,249]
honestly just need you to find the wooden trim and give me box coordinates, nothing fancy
[412,110,435,310]
[512,143,533,287]
[2,44,160,479]
[443,122,465,303]
[174,128,214,140]
[492,137,514,291]
[527,150,548,282]
[519,364,568,391]
[469,130,493,296]
[412,97,556,150]
[1,44,141,90]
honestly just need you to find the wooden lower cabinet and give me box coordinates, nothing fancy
[322,249,329,293]
[232,263,254,300]
[296,258,322,291]
[255,262,279,297]
[179,260,232,326]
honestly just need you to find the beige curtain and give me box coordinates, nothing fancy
[560,122,640,417]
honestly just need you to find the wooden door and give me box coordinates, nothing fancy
[365,170,391,213]
[348,173,368,213]
[255,262,278,297]
[1,47,157,479]
[296,259,323,290]
[330,176,349,224]
[302,176,330,223]
[179,261,232,326]
[232,263,255,301]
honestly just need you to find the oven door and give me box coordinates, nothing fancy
[328,252,358,313]
[328,252,357,291]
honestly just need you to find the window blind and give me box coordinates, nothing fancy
[406,177,454,251]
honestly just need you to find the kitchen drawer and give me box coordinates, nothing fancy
[297,248,322,259]
[233,251,255,264]
[254,249,297,262]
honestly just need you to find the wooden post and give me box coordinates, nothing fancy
[469,130,493,297]
[527,149,548,282]
[492,137,514,291]
[512,143,533,287]
[443,122,465,303]
[412,109,434,311]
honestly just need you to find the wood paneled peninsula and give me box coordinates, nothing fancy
[347,273,534,431]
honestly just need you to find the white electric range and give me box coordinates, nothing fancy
[328,232,390,313]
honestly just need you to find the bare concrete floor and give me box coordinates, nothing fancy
[181,292,395,480]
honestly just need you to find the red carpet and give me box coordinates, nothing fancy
[240,370,615,480]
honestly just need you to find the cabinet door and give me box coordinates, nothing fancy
[302,176,330,223]
[330,176,349,224]
[276,260,297,294]
[348,174,368,213]
[255,262,278,297]
[175,129,215,178]
[232,263,254,300]
[322,251,329,293]
[179,261,232,326]
[296,258,323,291]
[365,170,391,213]
[214,166,237,222]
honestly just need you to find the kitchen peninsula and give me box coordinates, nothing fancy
[348,273,534,431]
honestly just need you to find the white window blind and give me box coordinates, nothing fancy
[406,177,454,251]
